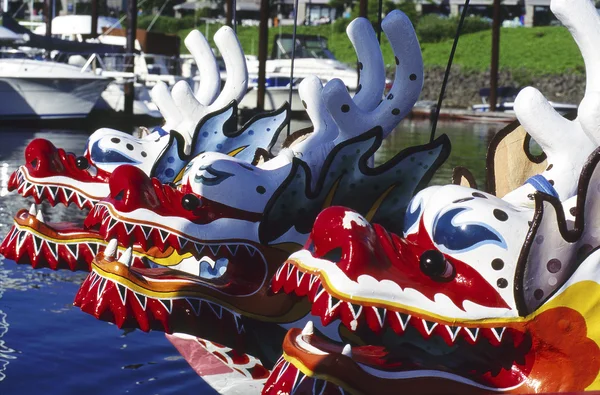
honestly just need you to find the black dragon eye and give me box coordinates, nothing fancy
[419,250,453,280]
[181,194,201,211]
[76,156,89,170]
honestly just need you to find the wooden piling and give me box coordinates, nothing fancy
[124,0,137,116]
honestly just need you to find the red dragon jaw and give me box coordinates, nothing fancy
[8,138,110,208]
[84,164,263,252]
[0,206,183,271]
[74,242,309,343]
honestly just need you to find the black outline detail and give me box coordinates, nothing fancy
[514,146,600,315]
[150,100,290,178]
[259,127,451,243]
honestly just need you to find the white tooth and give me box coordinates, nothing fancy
[118,247,133,267]
[35,210,44,223]
[302,321,314,336]
[104,239,118,259]
[341,344,352,357]
[29,204,36,215]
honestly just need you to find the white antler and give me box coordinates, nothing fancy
[150,81,181,132]
[322,10,423,144]
[185,29,221,106]
[346,17,385,112]
[505,0,600,206]
[275,17,391,185]
[170,26,249,154]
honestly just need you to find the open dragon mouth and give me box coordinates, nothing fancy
[83,164,262,253]
[0,207,111,270]
[74,241,308,343]
[0,206,185,271]
[7,139,110,208]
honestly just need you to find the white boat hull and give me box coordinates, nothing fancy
[0,76,110,119]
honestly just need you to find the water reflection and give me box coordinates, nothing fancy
[0,260,16,381]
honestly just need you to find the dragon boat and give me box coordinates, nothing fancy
[261,0,600,393]
[0,26,290,271]
[4,0,600,392]
[70,10,455,393]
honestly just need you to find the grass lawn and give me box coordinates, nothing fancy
[178,24,584,75]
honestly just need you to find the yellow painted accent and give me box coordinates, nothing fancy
[322,178,342,210]
[172,167,186,184]
[147,250,193,266]
[227,146,248,157]
[364,184,396,222]
[282,352,316,377]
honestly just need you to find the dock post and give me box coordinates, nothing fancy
[257,0,269,111]
[124,0,137,117]
[91,0,98,38]
[489,0,501,112]
[45,0,53,37]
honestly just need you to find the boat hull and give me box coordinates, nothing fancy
[0,76,110,120]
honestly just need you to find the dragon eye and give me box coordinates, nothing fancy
[76,156,89,170]
[181,194,201,211]
[419,250,454,280]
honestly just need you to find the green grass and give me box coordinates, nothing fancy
[178,24,585,75]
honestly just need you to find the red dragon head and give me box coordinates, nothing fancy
[74,11,454,368]
[264,0,600,391]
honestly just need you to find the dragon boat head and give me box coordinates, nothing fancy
[266,0,600,392]
[5,26,256,208]
[0,27,291,271]
[74,11,454,357]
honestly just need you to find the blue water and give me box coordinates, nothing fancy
[0,120,503,394]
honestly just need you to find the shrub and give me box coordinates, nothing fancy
[416,14,491,43]
[137,15,198,34]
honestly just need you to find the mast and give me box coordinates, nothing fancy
[489,0,501,111]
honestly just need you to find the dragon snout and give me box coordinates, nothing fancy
[108,165,161,211]
[24,138,65,176]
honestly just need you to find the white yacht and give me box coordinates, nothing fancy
[0,46,111,120]
[32,15,182,117]
[239,34,358,112]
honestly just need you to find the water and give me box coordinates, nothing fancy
[0,119,505,394]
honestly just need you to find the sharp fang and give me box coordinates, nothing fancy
[302,321,314,336]
[209,245,221,255]
[118,247,133,267]
[341,344,352,357]
[445,325,462,342]
[422,319,438,335]
[490,327,506,343]
[104,239,118,259]
[245,245,257,256]
[116,284,127,305]
[226,245,238,255]
[464,327,480,342]
[234,314,244,334]
[35,210,44,223]
[207,302,223,319]
[28,204,36,215]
